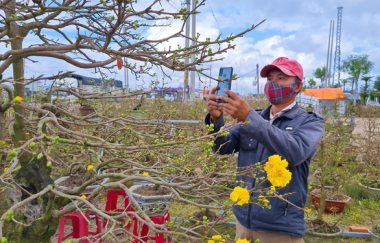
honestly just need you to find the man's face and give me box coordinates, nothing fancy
[267,69,302,92]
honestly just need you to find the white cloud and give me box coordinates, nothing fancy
[3,0,380,94]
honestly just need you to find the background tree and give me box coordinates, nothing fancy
[341,77,351,92]
[306,78,317,89]
[342,55,374,105]
[371,76,380,102]
[314,67,326,87]
[374,76,380,91]
[0,1,263,242]
[360,76,372,104]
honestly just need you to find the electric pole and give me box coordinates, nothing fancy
[189,0,196,100]
[182,0,191,102]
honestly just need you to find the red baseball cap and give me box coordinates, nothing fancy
[260,57,304,82]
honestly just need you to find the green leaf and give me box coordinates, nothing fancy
[0,237,8,243]
[4,210,14,221]
[7,149,17,160]
[37,153,43,160]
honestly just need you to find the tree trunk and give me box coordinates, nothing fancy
[3,155,58,243]
[2,1,58,242]
[0,94,7,140]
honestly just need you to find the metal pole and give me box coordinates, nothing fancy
[189,0,196,100]
[325,20,332,88]
[209,65,212,89]
[123,59,127,94]
[183,0,190,102]
[256,64,259,100]
[329,20,335,86]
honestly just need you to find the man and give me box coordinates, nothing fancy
[205,57,324,243]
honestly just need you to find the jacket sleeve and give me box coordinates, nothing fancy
[205,113,240,155]
[239,109,324,166]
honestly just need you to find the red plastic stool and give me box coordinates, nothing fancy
[104,189,135,230]
[57,211,102,243]
[132,210,172,243]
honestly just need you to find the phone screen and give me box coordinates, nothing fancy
[217,67,233,97]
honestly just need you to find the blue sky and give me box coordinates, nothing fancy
[2,0,380,95]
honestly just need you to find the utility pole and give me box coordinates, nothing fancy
[182,0,191,102]
[209,65,212,89]
[256,64,259,101]
[189,0,196,100]
[123,58,129,93]
[328,21,334,87]
[325,20,334,87]
[332,6,343,86]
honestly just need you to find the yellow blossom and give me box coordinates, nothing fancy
[230,186,250,206]
[87,164,94,172]
[207,234,225,243]
[264,155,292,188]
[236,239,251,243]
[143,171,150,177]
[305,207,312,214]
[80,194,87,199]
[3,167,9,173]
[257,195,270,206]
[14,96,24,103]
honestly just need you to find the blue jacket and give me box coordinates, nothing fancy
[206,103,324,237]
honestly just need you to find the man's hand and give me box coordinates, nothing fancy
[206,87,222,121]
[217,90,251,122]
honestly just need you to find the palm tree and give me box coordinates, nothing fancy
[342,55,374,105]
[360,76,372,104]
[314,67,326,87]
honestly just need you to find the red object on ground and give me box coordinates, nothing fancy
[348,226,369,233]
[104,189,135,230]
[132,209,172,243]
[57,211,102,243]
[105,188,172,242]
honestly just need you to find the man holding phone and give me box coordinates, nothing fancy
[205,57,324,243]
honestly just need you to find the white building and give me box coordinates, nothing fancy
[297,88,346,116]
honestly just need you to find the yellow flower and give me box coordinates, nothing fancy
[3,167,9,173]
[305,207,312,214]
[87,164,94,172]
[80,194,87,199]
[143,171,150,177]
[264,155,292,188]
[212,235,222,240]
[257,195,270,206]
[236,239,251,243]
[207,234,225,243]
[14,96,24,103]
[230,186,250,206]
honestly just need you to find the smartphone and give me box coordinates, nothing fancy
[217,67,233,102]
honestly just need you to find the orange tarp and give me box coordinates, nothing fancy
[302,88,345,100]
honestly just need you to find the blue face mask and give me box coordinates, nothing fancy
[264,80,299,105]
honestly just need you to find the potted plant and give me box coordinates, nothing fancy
[369,224,380,240]
[78,99,96,116]
[130,183,172,215]
[356,170,380,199]
[310,188,351,214]
[307,116,352,236]
[354,107,380,198]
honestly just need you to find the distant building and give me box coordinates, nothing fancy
[297,88,346,115]
[70,74,123,93]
